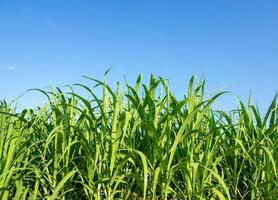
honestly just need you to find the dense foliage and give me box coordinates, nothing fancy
[0,75,277,199]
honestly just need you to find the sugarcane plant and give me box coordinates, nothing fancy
[0,74,277,199]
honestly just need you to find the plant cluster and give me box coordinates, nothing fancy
[0,75,277,199]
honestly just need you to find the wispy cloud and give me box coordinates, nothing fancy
[7,0,58,32]
[0,65,16,71]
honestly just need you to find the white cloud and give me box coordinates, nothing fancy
[0,65,16,70]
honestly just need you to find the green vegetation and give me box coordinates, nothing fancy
[0,74,277,199]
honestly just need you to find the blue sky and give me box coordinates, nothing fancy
[0,0,277,113]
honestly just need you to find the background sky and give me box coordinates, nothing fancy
[0,0,277,113]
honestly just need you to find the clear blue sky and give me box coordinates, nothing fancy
[0,0,277,113]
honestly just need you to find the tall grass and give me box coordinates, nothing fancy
[0,74,277,199]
